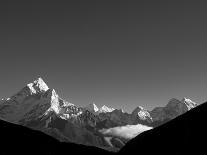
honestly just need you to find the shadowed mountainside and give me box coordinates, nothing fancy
[0,101,206,155]
[0,119,113,155]
[119,101,207,155]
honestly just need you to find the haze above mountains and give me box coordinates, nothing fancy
[1,1,206,154]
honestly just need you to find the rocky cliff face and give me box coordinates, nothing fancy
[150,98,198,126]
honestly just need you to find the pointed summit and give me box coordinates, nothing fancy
[27,77,49,94]
[85,102,99,113]
[132,106,152,121]
[92,102,99,112]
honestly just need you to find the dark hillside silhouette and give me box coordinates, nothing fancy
[119,102,207,155]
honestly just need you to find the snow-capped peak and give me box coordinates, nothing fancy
[92,103,99,112]
[0,98,10,101]
[182,97,198,110]
[138,106,144,110]
[132,106,152,121]
[85,102,99,113]
[99,105,115,113]
[27,77,49,94]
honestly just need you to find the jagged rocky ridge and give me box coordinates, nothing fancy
[0,77,198,152]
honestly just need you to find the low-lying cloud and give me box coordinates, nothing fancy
[100,124,153,139]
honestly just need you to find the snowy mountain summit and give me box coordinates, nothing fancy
[85,103,115,114]
[99,105,115,113]
[182,97,198,110]
[131,106,152,123]
[137,106,152,121]
[85,102,99,113]
[27,77,49,94]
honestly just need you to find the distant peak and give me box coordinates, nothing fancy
[99,105,115,113]
[36,77,44,82]
[34,77,48,87]
[182,97,194,103]
[85,102,99,112]
[27,77,49,94]
[101,105,107,108]
[132,105,152,121]
[92,102,99,111]
[181,97,198,110]
[169,98,180,102]
[51,89,58,97]
[132,106,146,113]
[138,106,144,110]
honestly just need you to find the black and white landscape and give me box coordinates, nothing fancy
[1,1,207,155]
[0,77,200,154]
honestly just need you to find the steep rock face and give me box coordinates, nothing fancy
[150,107,166,122]
[165,98,188,117]
[99,109,132,128]
[85,103,99,114]
[150,98,185,123]
[150,98,197,126]
[0,78,51,123]
[131,106,152,125]
[181,97,198,110]
[44,113,107,148]
[27,77,49,94]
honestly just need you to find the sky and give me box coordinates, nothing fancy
[0,1,207,113]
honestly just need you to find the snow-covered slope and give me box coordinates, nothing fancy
[131,106,152,124]
[99,105,115,113]
[85,103,99,113]
[182,97,198,110]
[27,77,49,94]
[0,78,52,123]
[0,77,82,123]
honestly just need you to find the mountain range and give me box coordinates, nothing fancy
[0,77,198,152]
[120,100,207,155]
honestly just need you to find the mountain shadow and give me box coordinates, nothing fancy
[0,119,113,155]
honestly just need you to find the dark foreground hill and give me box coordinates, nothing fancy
[1,101,206,155]
[119,101,207,155]
[0,119,113,155]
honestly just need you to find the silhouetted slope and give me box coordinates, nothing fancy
[0,119,113,155]
[119,102,207,155]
